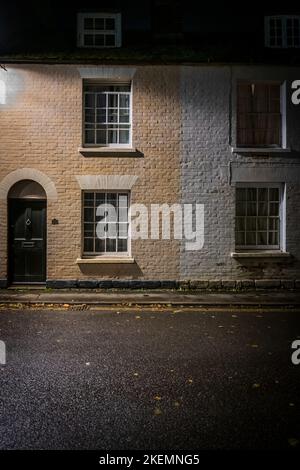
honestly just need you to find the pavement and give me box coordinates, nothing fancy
[0,306,299,450]
[0,288,300,306]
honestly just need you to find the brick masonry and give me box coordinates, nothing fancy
[0,64,299,285]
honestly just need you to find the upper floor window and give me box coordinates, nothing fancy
[265,16,300,48]
[77,13,121,48]
[237,81,282,147]
[83,82,131,147]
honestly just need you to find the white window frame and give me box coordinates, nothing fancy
[82,190,131,257]
[83,81,132,148]
[235,183,285,251]
[77,12,122,48]
[265,15,300,48]
[235,80,286,149]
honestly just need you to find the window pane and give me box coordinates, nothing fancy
[95,34,105,46]
[236,217,245,231]
[96,94,106,107]
[118,207,128,222]
[118,223,128,237]
[247,188,257,201]
[247,203,257,216]
[105,34,116,46]
[85,130,95,144]
[257,232,268,245]
[236,232,245,245]
[95,18,105,30]
[96,193,106,205]
[96,130,106,144]
[84,208,94,222]
[84,18,93,29]
[269,203,279,216]
[96,110,106,123]
[84,192,94,205]
[236,202,246,216]
[84,238,94,252]
[84,34,94,46]
[108,129,118,144]
[120,94,130,108]
[258,202,268,216]
[246,218,256,231]
[118,239,127,252]
[108,94,118,107]
[95,238,105,252]
[258,188,268,201]
[119,129,130,144]
[105,18,115,30]
[84,223,94,237]
[269,218,279,231]
[246,232,256,245]
[118,194,128,207]
[85,93,95,107]
[119,109,130,123]
[107,193,117,206]
[268,232,279,246]
[106,239,116,252]
[85,109,95,123]
[269,188,279,201]
[257,218,268,231]
[108,109,118,122]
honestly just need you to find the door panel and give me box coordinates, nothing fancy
[8,200,46,283]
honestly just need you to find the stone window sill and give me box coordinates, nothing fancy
[78,147,143,157]
[76,257,135,264]
[231,250,291,259]
[231,147,291,154]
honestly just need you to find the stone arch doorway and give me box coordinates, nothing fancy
[8,180,47,284]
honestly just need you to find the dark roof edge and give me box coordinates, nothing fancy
[0,58,300,67]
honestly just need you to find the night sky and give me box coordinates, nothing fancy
[0,1,300,57]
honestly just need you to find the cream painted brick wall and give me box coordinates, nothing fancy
[0,65,181,281]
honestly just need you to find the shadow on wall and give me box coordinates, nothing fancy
[77,261,143,279]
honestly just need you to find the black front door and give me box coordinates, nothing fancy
[8,200,46,283]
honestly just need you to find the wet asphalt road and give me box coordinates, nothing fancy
[0,307,299,450]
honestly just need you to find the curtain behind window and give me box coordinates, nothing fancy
[237,82,281,147]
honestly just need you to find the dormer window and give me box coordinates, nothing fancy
[77,13,121,48]
[265,15,300,48]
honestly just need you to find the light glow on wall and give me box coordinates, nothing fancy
[0,80,6,104]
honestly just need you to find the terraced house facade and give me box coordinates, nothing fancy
[0,3,300,288]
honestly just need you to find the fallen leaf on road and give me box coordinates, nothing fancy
[252,383,260,389]
[288,438,299,447]
[154,408,162,416]
[133,372,139,377]
[154,396,162,401]
[174,401,180,407]
[187,378,193,384]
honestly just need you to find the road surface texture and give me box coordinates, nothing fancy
[0,306,299,450]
